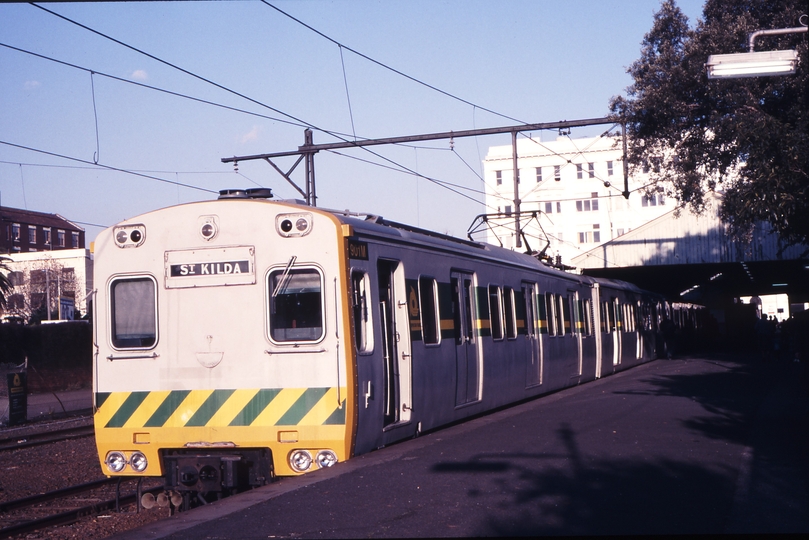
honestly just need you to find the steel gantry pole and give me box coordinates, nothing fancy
[511,130,522,248]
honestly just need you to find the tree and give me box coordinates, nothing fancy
[610,0,808,250]
[0,256,12,310]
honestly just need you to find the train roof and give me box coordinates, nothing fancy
[106,194,601,288]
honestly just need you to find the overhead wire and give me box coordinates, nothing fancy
[23,5,492,207]
[260,1,528,126]
[0,140,219,194]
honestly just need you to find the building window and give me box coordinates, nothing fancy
[578,232,591,244]
[554,165,561,182]
[496,170,502,185]
[28,227,36,244]
[544,202,553,214]
[593,224,601,243]
[504,205,512,216]
[607,161,614,176]
[8,271,24,287]
[576,164,583,179]
[43,228,51,246]
[556,202,562,213]
[71,231,80,248]
[535,167,542,183]
[57,230,66,247]
[12,223,20,242]
[588,162,595,178]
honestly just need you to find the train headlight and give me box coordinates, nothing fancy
[113,225,146,248]
[130,451,148,472]
[315,450,338,468]
[198,215,219,241]
[289,450,313,472]
[276,213,312,238]
[105,451,127,473]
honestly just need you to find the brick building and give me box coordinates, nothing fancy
[1,206,91,322]
[1,206,85,253]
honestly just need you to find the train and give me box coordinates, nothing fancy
[92,188,673,507]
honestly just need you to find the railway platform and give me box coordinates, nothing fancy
[118,353,809,537]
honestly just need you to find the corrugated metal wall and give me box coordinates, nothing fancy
[573,195,807,269]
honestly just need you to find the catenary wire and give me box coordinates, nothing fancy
[23,7,491,206]
[0,140,218,194]
[261,1,528,126]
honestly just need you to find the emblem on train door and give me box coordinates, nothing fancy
[408,286,419,318]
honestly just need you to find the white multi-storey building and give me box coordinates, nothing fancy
[482,134,673,268]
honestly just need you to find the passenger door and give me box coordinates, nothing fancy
[522,282,542,387]
[451,271,479,406]
[377,260,412,427]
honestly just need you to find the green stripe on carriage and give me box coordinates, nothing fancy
[275,387,330,426]
[230,388,283,426]
[95,392,110,409]
[185,389,236,427]
[323,400,347,425]
[105,391,150,428]
[144,390,191,427]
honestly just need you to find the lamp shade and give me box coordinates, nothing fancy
[707,50,799,79]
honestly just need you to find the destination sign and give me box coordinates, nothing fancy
[165,245,255,289]
[170,260,250,277]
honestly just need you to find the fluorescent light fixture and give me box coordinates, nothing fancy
[707,50,799,79]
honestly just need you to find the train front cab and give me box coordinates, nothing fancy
[92,200,356,502]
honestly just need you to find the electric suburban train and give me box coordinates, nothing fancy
[92,189,666,504]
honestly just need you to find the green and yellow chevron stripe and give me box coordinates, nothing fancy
[95,387,346,429]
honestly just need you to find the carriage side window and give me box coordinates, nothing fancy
[546,292,557,336]
[351,270,373,353]
[110,276,157,349]
[488,285,504,340]
[582,299,593,336]
[419,276,440,345]
[601,301,611,333]
[559,294,569,336]
[504,287,517,339]
[268,268,324,343]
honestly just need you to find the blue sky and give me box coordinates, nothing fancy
[0,0,706,242]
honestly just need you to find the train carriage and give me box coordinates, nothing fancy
[92,190,664,504]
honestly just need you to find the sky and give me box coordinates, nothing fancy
[0,0,707,244]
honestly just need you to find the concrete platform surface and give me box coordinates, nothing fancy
[111,354,809,538]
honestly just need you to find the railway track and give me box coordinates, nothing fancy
[0,423,95,452]
[0,477,162,539]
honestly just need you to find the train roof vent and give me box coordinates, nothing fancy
[218,188,273,200]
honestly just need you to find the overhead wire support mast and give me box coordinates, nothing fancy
[221,117,626,239]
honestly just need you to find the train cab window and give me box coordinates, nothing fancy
[419,276,440,345]
[488,285,504,340]
[351,271,373,353]
[268,268,324,343]
[504,287,517,339]
[110,276,157,349]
